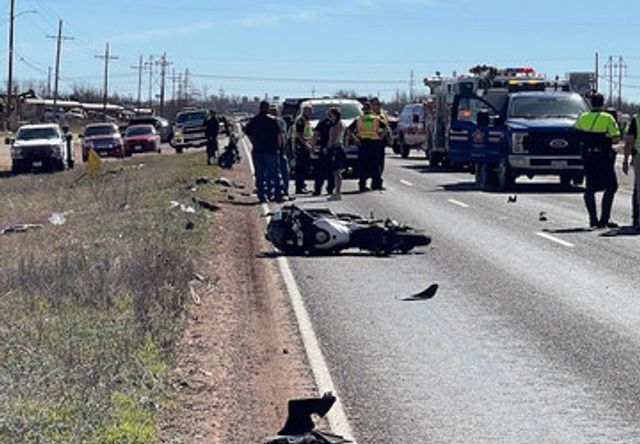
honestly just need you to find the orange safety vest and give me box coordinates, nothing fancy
[356,113,381,140]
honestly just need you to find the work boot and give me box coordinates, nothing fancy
[327,192,342,201]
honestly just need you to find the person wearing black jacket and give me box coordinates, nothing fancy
[245,101,283,203]
[205,109,220,165]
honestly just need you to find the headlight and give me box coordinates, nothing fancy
[53,144,65,156]
[512,132,528,153]
[11,146,23,158]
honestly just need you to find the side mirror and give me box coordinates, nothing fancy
[477,109,490,128]
[5,137,14,145]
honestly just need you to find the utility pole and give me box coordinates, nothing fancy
[47,20,73,121]
[95,42,118,119]
[184,68,190,104]
[604,56,614,106]
[170,68,177,102]
[156,53,172,116]
[409,70,416,102]
[130,55,144,111]
[47,67,52,98]
[6,0,15,128]
[615,56,626,110]
[595,52,599,94]
[145,56,154,109]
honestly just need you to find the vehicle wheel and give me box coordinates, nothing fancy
[560,175,572,188]
[11,162,23,175]
[572,176,584,186]
[68,159,75,169]
[392,140,401,155]
[57,160,65,171]
[175,146,184,154]
[496,158,514,191]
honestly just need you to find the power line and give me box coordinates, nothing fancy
[189,72,407,85]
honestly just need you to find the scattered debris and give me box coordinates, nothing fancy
[282,347,289,355]
[189,285,201,305]
[214,177,233,187]
[401,283,439,301]
[191,272,206,282]
[185,221,195,231]
[507,195,517,203]
[539,211,548,222]
[1,223,43,235]
[48,212,66,226]
[264,392,350,444]
[192,197,221,212]
[136,162,145,170]
[196,176,210,185]
[170,201,196,214]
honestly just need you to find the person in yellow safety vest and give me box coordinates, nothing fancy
[575,93,621,229]
[349,102,387,192]
[293,105,314,194]
[370,97,390,176]
[623,109,640,231]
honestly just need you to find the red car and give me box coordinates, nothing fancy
[81,123,124,162]
[124,124,161,156]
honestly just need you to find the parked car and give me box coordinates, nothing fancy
[127,116,173,143]
[171,109,208,153]
[6,123,74,174]
[396,103,427,158]
[80,123,124,162]
[123,125,161,156]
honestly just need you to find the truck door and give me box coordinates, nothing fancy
[448,96,502,166]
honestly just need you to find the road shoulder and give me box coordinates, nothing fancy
[159,165,316,443]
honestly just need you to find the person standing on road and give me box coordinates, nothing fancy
[575,93,621,228]
[370,97,389,177]
[311,107,345,199]
[349,102,386,192]
[293,105,314,194]
[270,105,290,199]
[245,101,283,203]
[204,109,220,165]
[623,110,640,230]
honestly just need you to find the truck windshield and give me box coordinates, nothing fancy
[309,103,362,120]
[509,95,588,119]
[176,111,206,124]
[85,125,116,137]
[126,126,153,137]
[17,127,60,140]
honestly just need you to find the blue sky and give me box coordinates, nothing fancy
[2,0,640,102]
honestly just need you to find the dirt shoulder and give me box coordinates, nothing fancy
[159,165,317,443]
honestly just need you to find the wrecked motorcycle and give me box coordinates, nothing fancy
[217,132,241,168]
[266,205,431,255]
[264,392,351,444]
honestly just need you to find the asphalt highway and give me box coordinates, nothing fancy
[287,150,640,443]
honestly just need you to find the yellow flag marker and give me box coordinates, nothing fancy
[86,148,102,179]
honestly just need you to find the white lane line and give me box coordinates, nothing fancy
[447,198,470,208]
[240,136,357,442]
[400,179,414,187]
[535,231,575,248]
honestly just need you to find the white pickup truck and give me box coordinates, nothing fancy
[6,123,74,174]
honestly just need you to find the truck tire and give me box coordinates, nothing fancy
[496,158,514,191]
[11,162,23,175]
[560,175,572,188]
[400,141,410,159]
[68,158,75,169]
[175,146,184,154]
[572,175,584,187]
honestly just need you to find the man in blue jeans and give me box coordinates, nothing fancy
[245,101,283,203]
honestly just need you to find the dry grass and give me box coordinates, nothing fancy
[0,153,216,443]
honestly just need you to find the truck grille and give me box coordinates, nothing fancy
[22,145,53,158]
[523,132,582,156]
